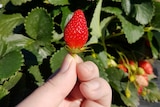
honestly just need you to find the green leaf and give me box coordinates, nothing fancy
[86,36,98,45]
[147,31,159,59]
[25,41,54,64]
[0,14,24,37]
[0,39,7,57]
[133,1,154,25]
[143,81,160,102]
[101,16,115,36]
[47,0,69,5]
[0,86,9,100]
[0,50,23,79]
[61,6,71,30]
[151,1,160,31]
[0,35,31,58]
[102,7,122,15]
[88,0,102,45]
[121,0,131,15]
[6,34,34,48]
[0,34,33,62]
[29,66,44,86]
[11,0,32,5]
[50,47,68,73]
[0,0,10,7]
[106,67,125,81]
[110,81,137,107]
[98,51,108,69]
[52,9,61,18]
[102,7,144,43]
[153,31,160,51]
[3,72,22,90]
[118,15,144,43]
[25,8,53,43]
[128,84,139,106]
[52,31,63,42]
[107,68,139,106]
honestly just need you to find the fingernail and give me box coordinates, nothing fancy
[60,54,74,72]
[84,80,100,90]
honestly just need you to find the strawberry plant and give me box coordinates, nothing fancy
[0,0,160,107]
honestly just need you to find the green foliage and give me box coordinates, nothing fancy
[147,31,159,58]
[151,1,160,31]
[25,8,53,43]
[0,14,24,37]
[0,50,23,79]
[102,7,144,43]
[142,81,160,102]
[29,66,44,86]
[133,0,154,25]
[46,0,69,5]
[0,86,9,100]
[3,72,23,90]
[50,47,68,73]
[0,0,160,106]
[121,0,131,15]
[0,0,32,6]
[88,0,102,45]
[11,0,32,5]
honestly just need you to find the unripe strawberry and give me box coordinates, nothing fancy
[137,67,145,75]
[108,59,117,67]
[64,9,88,54]
[127,60,137,72]
[136,75,148,87]
[125,88,131,98]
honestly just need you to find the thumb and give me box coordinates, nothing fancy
[48,54,77,99]
[17,54,77,107]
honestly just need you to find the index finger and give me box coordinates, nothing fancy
[77,61,99,82]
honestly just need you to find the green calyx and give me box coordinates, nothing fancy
[65,45,90,55]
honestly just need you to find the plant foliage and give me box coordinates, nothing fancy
[0,0,160,106]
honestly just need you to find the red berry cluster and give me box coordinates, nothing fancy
[117,59,154,96]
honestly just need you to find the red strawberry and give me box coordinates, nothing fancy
[118,64,128,73]
[138,86,144,95]
[138,60,153,74]
[64,9,88,54]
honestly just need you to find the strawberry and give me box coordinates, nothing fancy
[138,86,144,95]
[136,75,148,87]
[117,64,128,73]
[138,60,153,74]
[64,9,88,54]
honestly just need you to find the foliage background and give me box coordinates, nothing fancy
[0,0,160,106]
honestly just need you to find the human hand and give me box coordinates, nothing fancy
[17,54,112,107]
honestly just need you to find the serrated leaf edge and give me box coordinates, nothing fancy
[24,7,54,42]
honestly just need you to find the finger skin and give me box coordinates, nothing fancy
[81,100,104,107]
[17,54,112,107]
[77,61,99,82]
[17,54,77,107]
[77,61,112,107]
[80,78,112,107]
